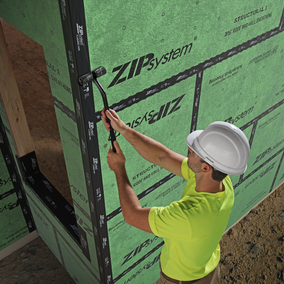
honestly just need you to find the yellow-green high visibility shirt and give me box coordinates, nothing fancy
[148,158,234,281]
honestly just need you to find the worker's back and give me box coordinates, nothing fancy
[149,158,234,281]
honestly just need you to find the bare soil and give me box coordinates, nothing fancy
[0,19,284,284]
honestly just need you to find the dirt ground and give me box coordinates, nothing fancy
[1,20,284,284]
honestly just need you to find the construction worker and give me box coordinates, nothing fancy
[102,108,250,284]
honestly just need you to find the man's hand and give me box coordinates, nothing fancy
[101,108,127,134]
[107,141,126,174]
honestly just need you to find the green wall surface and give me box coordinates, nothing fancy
[0,150,30,251]
[0,103,100,283]
[0,109,33,251]
[0,0,284,283]
[85,1,284,281]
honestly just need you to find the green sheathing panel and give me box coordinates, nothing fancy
[0,105,100,283]
[0,151,13,195]
[84,1,284,282]
[0,192,30,250]
[25,185,100,284]
[0,0,284,283]
[0,0,99,277]
[85,0,282,98]
[0,110,31,250]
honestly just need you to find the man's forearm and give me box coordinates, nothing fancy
[115,166,141,223]
[114,165,153,233]
[121,126,169,165]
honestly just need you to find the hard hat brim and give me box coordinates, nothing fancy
[186,130,203,150]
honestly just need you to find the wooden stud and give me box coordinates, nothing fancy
[0,18,35,157]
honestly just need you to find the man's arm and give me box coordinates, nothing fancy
[107,141,153,233]
[102,109,185,178]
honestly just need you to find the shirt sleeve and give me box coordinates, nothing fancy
[181,158,195,181]
[149,201,192,241]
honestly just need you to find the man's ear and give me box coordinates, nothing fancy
[201,162,211,173]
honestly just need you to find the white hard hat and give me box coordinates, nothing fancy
[186,122,250,175]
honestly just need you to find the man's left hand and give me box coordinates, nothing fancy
[107,141,126,174]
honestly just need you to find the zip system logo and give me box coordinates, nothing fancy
[108,43,193,88]
[108,94,185,141]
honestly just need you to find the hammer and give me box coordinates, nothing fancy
[78,67,116,152]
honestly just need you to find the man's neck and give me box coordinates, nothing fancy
[195,175,224,193]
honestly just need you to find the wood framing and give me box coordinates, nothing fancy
[0,19,34,158]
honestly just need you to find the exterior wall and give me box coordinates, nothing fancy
[0,1,283,283]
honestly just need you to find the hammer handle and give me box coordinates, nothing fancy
[93,79,116,152]
[108,122,117,152]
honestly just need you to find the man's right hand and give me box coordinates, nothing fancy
[101,108,127,135]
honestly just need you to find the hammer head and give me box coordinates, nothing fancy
[92,66,107,79]
[78,66,106,85]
